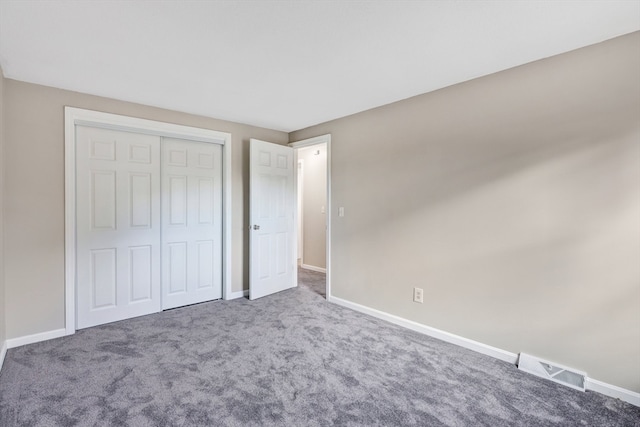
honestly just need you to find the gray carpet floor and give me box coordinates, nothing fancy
[1,269,639,426]
[298,267,326,298]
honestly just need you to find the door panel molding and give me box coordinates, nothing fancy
[65,107,232,336]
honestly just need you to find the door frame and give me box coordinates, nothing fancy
[296,159,304,263]
[64,107,232,336]
[289,134,332,300]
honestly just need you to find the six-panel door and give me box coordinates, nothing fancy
[249,139,296,300]
[76,126,162,329]
[161,138,222,309]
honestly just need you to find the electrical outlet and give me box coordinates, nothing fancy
[413,287,424,303]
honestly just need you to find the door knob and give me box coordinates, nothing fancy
[253,225,260,230]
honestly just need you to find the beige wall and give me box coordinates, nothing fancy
[3,80,287,340]
[298,144,327,269]
[290,32,640,392]
[0,67,5,348]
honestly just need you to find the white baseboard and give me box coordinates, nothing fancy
[225,289,249,300]
[301,264,326,273]
[330,296,517,364]
[0,340,7,371]
[585,378,640,407]
[6,328,67,349]
[329,296,640,407]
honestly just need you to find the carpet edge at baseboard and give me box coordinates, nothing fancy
[6,328,67,349]
[0,340,7,372]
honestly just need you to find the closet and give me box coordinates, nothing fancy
[74,125,222,329]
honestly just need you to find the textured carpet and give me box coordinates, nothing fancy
[1,270,639,426]
[298,267,326,298]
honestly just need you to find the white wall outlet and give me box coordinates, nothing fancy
[339,207,345,217]
[413,287,424,303]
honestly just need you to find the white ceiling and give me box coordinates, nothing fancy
[1,1,638,132]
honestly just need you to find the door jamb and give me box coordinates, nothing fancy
[64,107,232,336]
[289,134,332,300]
[297,159,304,264]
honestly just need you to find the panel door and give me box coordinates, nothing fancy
[161,138,222,309]
[76,126,161,329]
[249,139,296,300]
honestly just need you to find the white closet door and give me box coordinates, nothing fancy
[162,138,222,309]
[76,126,161,329]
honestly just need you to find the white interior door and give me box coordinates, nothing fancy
[250,139,296,300]
[161,138,222,309]
[76,126,161,329]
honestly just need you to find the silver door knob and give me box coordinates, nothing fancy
[253,225,260,230]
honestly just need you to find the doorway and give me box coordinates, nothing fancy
[290,135,331,299]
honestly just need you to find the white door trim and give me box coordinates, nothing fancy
[297,159,304,263]
[289,134,331,300]
[64,107,232,336]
